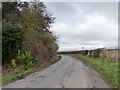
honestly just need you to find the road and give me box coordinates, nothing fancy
[3,55,109,88]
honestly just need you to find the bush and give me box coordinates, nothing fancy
[2,22,23,64]
[17,50,36,66]
[11,59,17,68]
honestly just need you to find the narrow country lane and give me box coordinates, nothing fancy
[3,55,109,88]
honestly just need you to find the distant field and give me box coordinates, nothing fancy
[70,54,118,88]
[59,49,119,60]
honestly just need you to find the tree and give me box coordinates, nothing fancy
[2,2,58,66]
[18,2,55,33]
[2,2,17,21]
[2,22,23,64]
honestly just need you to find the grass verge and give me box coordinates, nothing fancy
[69,54,118,88]
[2,55,61,85]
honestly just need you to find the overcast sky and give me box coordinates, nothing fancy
[44,2,118,51]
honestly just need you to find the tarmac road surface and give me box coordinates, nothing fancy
[3,55,109,88]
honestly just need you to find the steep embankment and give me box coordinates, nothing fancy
[2,2,59,85]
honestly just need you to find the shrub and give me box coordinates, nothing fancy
[11,59,17,68]
[17,50,36,66]
[2,22,23,64]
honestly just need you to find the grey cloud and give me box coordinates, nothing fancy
[45,2,118,23]
[44,2,118,50]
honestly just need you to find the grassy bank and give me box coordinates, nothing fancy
[70,54,118,88]
[2,55,61,85]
